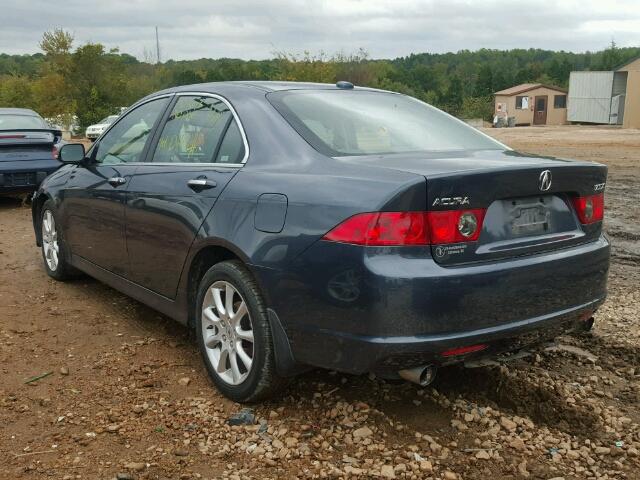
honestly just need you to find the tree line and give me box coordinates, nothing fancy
[1,30,637,130]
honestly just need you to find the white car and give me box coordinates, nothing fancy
[85,115,119,141]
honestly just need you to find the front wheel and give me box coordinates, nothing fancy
[40,200,75,281]
[196,260,286,402]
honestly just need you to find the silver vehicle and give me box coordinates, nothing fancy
[85,115,119,141]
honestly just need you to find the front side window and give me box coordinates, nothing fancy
[95,98,169,164]
[268,90,503,156]
[151,96,242,164]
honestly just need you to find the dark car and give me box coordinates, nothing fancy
[0,108,64,195]
[31,82,609,402]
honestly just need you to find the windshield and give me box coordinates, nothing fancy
[0,114,47,130]
[98,115,118,125]
[268,90,504,156]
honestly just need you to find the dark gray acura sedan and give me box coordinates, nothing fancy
[32,81,609,402]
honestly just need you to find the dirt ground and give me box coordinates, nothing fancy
[1,125,639,480]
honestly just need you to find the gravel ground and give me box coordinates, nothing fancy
[1,125,639,480]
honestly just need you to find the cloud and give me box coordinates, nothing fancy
[0,0,638,60]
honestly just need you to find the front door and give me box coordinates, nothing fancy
[533,95,548,125]
[63,97,170,276]
[125,94,247,298]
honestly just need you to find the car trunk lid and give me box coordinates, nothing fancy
[0,129,60,162]
[342,149,607,264]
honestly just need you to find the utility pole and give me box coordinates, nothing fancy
[155,26,161,64]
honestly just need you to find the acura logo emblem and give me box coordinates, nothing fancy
[539,170,552,192]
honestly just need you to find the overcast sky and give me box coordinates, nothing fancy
[1,0,639,61]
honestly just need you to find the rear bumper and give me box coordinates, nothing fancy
[0,163,60,194]
[254,235,610,375]
[287,297,601,376]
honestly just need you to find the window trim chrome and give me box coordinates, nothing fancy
[92,91,250,168]
[145,91,249,167]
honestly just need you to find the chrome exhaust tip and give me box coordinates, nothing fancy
[398,365,437,386]
[582,316,595,331]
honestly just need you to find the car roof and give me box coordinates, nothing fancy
[151,81,385,96]
[0,108,41,117]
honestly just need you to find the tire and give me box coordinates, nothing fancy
[196,260,287,402]
[40,200,76,281]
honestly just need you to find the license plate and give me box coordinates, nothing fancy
[512,206,548,235]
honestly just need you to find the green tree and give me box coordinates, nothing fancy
[0,75,34,107]
[443,75,463,115]
[599,40,622,70]
[474,64,493,96]
[68,43,125,128]
[39,28,74,74]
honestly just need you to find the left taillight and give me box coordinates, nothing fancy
[322,209,487,246]
[322,212,429,246]
[571,193,604,224]
[52,145,59,159]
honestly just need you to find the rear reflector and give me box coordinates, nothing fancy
[441,344,488,357]
[323,209,487,246]
[571,193,604,224]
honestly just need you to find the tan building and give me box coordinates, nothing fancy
[494,83,568,126]
[616,56,640,129]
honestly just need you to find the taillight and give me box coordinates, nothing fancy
[426,209,486,244]
[322,212,429,246]
[571,193,604,224]
[52,145,59,159]
[322,208,486,246]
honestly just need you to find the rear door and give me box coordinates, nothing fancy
[125,93,247,298]
[63,97,171,276]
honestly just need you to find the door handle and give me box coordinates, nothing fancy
[187,178,217,191]
[108,176,127,187]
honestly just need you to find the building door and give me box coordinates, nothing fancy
[533,96,548,125]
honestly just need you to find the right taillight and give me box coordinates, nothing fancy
[571,193,604,224]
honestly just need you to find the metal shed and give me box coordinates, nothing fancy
[567,56,640,127]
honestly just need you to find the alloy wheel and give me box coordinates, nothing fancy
[201,280,254,385]
[42,210,59,271]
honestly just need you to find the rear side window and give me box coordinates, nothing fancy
[151,95,243,164]
[215,120,245,164]
[268,90,503,156]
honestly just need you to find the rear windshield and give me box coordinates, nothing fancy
[0,114,46,130]
[268,90,503,156]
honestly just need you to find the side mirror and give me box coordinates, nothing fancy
[58,143,86,164]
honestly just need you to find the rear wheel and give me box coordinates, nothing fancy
[40,200,75,281]
[196,260,286,402]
